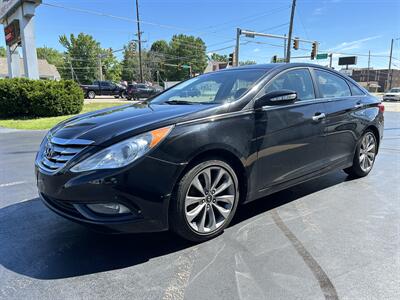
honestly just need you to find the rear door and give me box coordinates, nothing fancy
[254,67,328,191]
[312,69,363,165]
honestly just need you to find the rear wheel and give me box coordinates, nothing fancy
[170,159,239,242]
[87,91,96,99]
[344,130,377,177]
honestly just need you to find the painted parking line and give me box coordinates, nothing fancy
[0,181,26,188]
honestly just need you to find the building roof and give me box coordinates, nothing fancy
[0,57,61,79]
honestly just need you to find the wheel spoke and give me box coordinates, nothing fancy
[202,168,212,191]
[185,196,203,207]
[208,206,217,231]
[198,206,207,232]
[186,203,205,222]
[213,203,230,219]
[214,178,233,196]
[359,154,365,163]
[192,176,205,195]
[216,195,235,205]
[211,168,225,191]
[367,144,375,152]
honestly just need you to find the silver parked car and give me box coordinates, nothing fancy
[383,87,400,101]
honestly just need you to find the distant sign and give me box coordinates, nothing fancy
[338,56,357,66]
[316,53,328,60]
[4,19,19,46]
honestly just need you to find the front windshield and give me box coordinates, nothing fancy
[151,69,268,105]
[389,88,400,93]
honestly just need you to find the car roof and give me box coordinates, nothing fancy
[220,63,336,72]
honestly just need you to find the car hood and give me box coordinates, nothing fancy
[50,103,213,146]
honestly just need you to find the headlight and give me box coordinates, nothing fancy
[70,126,173,172]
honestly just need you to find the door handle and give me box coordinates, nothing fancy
[312,113,326,122]
[354,103,363,109]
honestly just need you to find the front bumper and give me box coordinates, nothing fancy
[383,96,400,101]
[36,156,186,233]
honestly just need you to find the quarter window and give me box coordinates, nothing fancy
[263,68,315,101]
[348,81,365,96]
[315,70,351,98]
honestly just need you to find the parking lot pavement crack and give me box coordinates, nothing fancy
[271,209,339,300]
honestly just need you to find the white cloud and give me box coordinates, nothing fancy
[312,7,325,15]
[328,36,382,52]
[253,48,260,52]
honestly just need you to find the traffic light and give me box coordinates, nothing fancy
[272,55,278,63]
[228,53,234,66]
[311,41,318,60]
[293,38,299,50]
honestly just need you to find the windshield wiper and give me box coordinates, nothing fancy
[165,100,200,105]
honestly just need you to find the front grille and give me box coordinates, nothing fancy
[39,136,94,173]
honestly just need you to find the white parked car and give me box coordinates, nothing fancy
[383,87,400,101]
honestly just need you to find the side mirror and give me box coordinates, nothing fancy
[255,90,297,109]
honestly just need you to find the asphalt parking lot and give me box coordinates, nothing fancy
[0,112,399,300]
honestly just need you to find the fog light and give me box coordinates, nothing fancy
[87,203,131,215]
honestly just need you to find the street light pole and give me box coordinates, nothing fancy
[286,0,297,63]
[135,0,144,83]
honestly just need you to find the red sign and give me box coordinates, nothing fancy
[4,19,20,46]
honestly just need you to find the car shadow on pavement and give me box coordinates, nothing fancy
[0,171,352,280]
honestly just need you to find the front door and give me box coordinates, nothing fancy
[254,68,327,192]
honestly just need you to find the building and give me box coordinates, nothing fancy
[350,68,400,92]
[204,61,229,73]
[0,57,61,80]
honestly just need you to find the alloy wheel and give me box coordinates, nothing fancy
[359,132,376,172]
[184,166,236,234]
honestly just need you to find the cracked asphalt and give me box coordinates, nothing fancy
[0,112,399,300]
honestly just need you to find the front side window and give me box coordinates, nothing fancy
[151,69,268,105]
[262,68,315,101]
[315,70,351,98]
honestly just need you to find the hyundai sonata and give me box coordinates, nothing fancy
[36,63,384,242]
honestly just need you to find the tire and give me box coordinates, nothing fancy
[170,159,239,242]
[344,130,378,178]
[114,95,120,99]
[120,91,127,99]
[126,96,132,101]
[87,91,96,99]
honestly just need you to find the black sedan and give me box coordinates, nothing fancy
[35,63,384,242]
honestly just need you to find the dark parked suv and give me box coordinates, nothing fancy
[36,63,384,242]
[126,83,162,100]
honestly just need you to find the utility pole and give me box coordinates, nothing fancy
[235,28,241,66]
[98,55,103,81]
[283,34,287,60]
[329,53,333,68]
[135,0,144,83]
[367,50,371,87]
[387,38,394,91]
[286,0,297,63]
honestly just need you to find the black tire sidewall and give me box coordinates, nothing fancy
[349,130,377,177]
[171,159,239,242]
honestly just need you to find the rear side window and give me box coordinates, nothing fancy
[264,68,315,101]
[348,81,365,96]
[315,70,351,98]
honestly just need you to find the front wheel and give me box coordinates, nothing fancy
[344,130,378,177]
[170,160,239,242]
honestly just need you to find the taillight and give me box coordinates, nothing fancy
[378,103,385,113]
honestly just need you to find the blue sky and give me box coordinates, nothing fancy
[2,0,399,69]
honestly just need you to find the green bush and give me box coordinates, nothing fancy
[0,78,84,118]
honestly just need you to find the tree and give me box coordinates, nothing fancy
[0,46,6,57]
[166,34,207,81]
[59,33,102,84]
[210,53,228,62]
[101,48,122,82]
[121,43,139,82]
[150,40,169,82]
[239,60,257,66]
[37,46,64,67]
